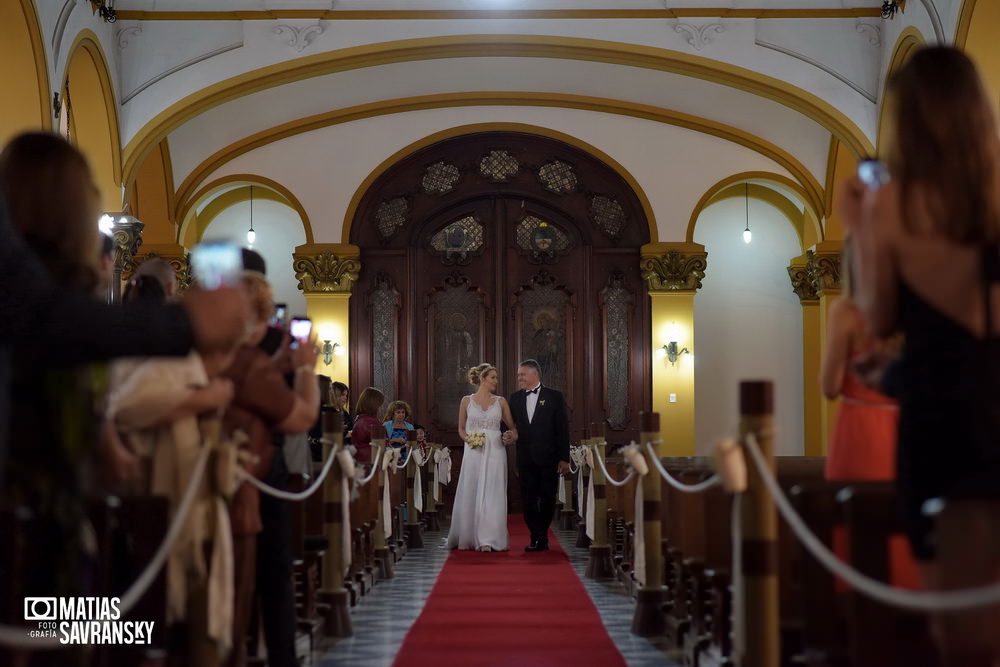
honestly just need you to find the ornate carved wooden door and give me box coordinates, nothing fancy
[349,132,652,508]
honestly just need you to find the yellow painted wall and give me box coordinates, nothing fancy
[822,140,856,242]
[66,37,121,212]
[0,0,50,146]
[650,292,695,456]
[128,140,177,244]
[965,2,1000,105]
[306,293,351,386]
[801,300,823,455]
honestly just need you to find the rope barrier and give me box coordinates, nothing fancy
[588,442,636,488]
[0,438,213,650]
[644,441,721,493]
[355,445,384,487]
[743,433,1000,612]
[238,437,339,501]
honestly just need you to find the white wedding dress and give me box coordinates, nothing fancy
[446,395,509,551]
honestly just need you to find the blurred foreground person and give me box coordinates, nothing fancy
[842,46,1000,666]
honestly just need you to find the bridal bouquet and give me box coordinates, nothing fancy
[466,431,487,449]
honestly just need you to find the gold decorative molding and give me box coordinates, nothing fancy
[124,243,192,292]
[293,243,361,294]
[808,249,842,294]
[113,220,145,275]
[640,242,707,292]
[787,256,818,302]
[116,9,882,21]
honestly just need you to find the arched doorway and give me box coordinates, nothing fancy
[349,131,651,505]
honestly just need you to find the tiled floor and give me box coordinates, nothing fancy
[314,519,681,666]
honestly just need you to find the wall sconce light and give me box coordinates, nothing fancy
[322,341,346,366]
[656,341,690,366]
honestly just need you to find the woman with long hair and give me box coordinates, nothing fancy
[842,46,1000,665]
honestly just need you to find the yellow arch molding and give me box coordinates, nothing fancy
[177,173,315,247]
[876,26,924,156]
[173,91,824,225]
[685,171,823,247]
[955,0,979,47]
[63,30,123,196]
[339,122,659,244]
[21,0,51,131]
[707,183,805,248]
[123,34,874,185]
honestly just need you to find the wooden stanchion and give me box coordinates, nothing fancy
[586,422,614,579]
[740,380,779,667]
[632,411,667,636]
[372,438,394,580]
[405,430,424,548]
[317,410,352,637]
[576,426,592,547]
[423,443,441,532]
[560,430,580,530]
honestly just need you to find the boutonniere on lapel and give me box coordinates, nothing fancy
[538,399,546,406]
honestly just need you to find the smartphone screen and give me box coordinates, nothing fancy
[191,241,242,290]
[289,317,312,344]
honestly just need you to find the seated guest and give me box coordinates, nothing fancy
[841,46,1000,665]
[351,387,386,528]
[221,272,318,667]
[333,381,354,446]
[106,301,236,665]
[820,245,917,589]
[383,399,415,463]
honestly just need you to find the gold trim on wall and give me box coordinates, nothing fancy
[63,30,123,188]
[876,26,924,156]
[177,173,315,247]
[115,8,883,21]
[122,34,874,188]
[20,0,51,130]
[685,171,824,248]
[336,121,658,245]
[172,92,822,233]
[955,0,979,47]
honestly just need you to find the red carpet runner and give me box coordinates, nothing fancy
[393,517,626,667]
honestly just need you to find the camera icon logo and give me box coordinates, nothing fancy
[24,598,57,621]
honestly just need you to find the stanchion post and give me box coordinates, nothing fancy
[632,411,667,636]
[405,430,424,548]
[740,380,779,667]
[372,438,393,580]
[560,429,580,530]
[317,410,352,637]
[586,422,614,579]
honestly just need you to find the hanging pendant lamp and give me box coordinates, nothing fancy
[742,182,752,244]
[247,184,256,246]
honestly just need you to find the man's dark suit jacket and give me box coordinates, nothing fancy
[509,385,570,468]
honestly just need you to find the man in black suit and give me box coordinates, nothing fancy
[504,359,571,551]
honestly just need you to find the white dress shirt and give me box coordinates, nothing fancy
[526,383,542,423]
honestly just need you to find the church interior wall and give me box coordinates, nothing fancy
[693,195,805,455]
[197,105,797,246]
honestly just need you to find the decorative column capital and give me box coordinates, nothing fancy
[293,243,362,294]
[124,243,192,293]
[807,241,844,296]
[639,242,708,292]
[787,255,818,302]
[112,216,145,275]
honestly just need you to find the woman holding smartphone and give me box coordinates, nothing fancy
[841,46,1000,665]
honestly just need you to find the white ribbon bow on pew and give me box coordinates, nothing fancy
[410,447,425,513]
[585,446,597,541]
[621,441,649,586]
[570,446,588,516]
[433,447,452,501]
[381,447,401,538]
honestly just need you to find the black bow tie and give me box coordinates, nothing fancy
[526,387,540,395]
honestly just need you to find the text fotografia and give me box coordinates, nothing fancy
[23,597,155,645]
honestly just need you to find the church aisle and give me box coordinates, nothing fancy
[315,528,451,666]
[393,518,627,667]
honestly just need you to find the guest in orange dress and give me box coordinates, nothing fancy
[821,248,918,589]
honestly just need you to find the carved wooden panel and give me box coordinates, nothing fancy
[369,273,400,403]
[512,271,575,396]
[601,271,633,430]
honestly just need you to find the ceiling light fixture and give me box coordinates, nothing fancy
[247,184,256,246]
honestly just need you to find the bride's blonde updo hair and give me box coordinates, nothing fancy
[468,363,496,386]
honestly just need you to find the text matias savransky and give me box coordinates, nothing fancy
[24,597,155,645]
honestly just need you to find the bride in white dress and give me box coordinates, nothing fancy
[447,363,518,551]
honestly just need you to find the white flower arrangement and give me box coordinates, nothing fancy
[466,431,487,449]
